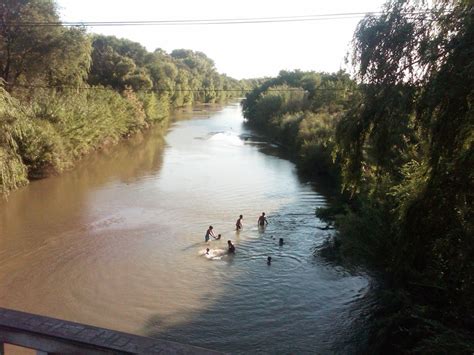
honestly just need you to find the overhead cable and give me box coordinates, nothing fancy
[5,11,446,27]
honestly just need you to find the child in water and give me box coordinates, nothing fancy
[235,215,243,231]
[227,240,235,253]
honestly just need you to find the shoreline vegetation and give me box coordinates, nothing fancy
[242,0,473,352]
[0,0,259,196]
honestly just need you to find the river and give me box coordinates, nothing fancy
[0,102,373,353]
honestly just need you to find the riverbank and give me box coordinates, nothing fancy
[241,65,473,351]
[0,88,243,196]
[1,88,158,194]
[0,86,160,194]
[1,0,248,196]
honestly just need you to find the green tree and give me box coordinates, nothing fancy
[88,35,152,91]
[334,0,473,351]
[0,0,91,89]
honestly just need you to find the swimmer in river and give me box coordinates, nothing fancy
[235,215,243,231]
[227,240,235,254]
[258,212,269,227]
[213,233,222,240]
[267,256,272,265]
[205,226,216,242]
[206,248,210,255]
[279,238,284,246]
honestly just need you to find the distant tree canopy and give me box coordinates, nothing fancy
[88,35,153,91]
[243,70,356,123]
[86,36,243,104]
[0,0,245,101]
[0,0,247,195]
[242,70,357,175]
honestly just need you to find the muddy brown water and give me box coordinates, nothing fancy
[0,102,374,353]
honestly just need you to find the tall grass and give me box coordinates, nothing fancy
[0,85,171,195]
[0,87,29,194]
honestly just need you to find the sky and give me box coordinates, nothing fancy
[57,0,387,79]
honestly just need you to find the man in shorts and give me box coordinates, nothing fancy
[258,212,268,227]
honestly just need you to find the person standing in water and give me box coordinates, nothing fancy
[236,215,243,231]
[258,212,268,227]
[227,240,235,253]
[205,226,216,242]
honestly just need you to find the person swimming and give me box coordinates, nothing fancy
[258,212,268,227]
[227,240,235,253]
[206,248,210,255]
[205,226,216,242]
[213,233,222,240]
[279,238,284,246]
[267,256,272,265]
[235,215,243,231]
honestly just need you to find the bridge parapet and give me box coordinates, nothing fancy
[0,308,219,354]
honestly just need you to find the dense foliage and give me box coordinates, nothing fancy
[242,70,357,177]
[243,0,473,351]
[0,0,246,195]
[0,0,91,88]
[338,0,473,351]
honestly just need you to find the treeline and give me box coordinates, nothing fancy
[242,69,357,179]
[242,0,473,352]
[0,0,248,195]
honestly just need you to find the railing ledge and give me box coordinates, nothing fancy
[0,307,221,354]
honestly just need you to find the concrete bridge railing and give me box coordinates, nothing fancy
[0,307,220,354]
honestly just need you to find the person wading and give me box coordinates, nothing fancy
[205,226,216,242]
[235,215,243,231]
[258,212,268,227]
[227,240,235,253]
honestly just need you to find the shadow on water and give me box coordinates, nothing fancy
[238,127,340,201]
[142,170,377,353]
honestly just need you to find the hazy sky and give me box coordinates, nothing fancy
[57,0,387,79]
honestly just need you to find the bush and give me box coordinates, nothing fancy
[0,87,29,194]
[1,85,165,194]
[14,119,67,178]
[136,92,170,125]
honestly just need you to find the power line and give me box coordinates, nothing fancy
[5,11,445,27]
[7,83,355,92]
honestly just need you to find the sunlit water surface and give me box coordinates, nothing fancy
[0,103,374,353]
